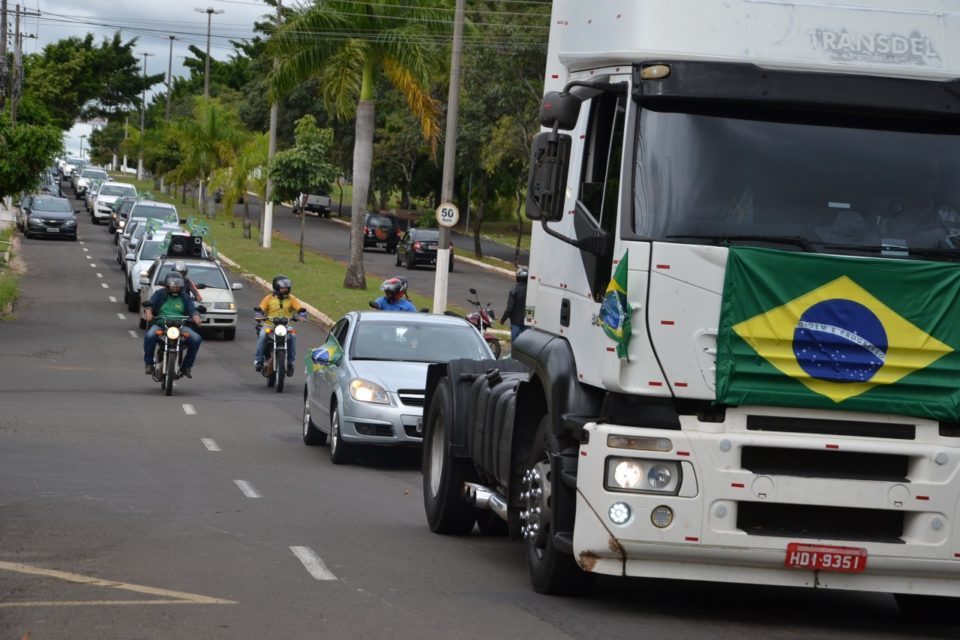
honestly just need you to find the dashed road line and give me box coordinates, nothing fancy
[89,263,96,268]
[182,404,196,415]
[128,330,137,338]
[234,480,261,499]
[290,547,338,581]
[201,438,221,452]
[96,273,103,278]
[109,296,117,303]
[101,283,109,289]
[117,313,126,320]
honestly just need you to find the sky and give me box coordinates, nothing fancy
[16,0,276,156]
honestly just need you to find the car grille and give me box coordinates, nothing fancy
[397,390,425,407]
[43,219,63,226]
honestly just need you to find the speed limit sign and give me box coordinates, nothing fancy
[436,202,460,228]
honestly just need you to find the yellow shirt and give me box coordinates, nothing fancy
[258,294,304,321]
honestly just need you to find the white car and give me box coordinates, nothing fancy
[74,167,109,197]
[91,181,138,224]
[139,256,242,339]
[124,231,174,312]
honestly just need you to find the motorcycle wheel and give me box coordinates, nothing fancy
[275,348,286,393]
[164,351,176,396]
[489,337,502,359]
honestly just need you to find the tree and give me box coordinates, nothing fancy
[268,115,337,262]
[0,116,62,200]
[211,131,269,238]
[268,0,447,289]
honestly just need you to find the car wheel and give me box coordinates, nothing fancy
[395,251,401,267]
[302,388,327,446]
[422,378,478,534]
[329,404,356,465]
[127,290,139,313]
[406,254,415,270]
[222,328,236,341]
[449,257,454,273]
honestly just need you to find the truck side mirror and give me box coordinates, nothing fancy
[539,91,582,130]
[526,131,572,222]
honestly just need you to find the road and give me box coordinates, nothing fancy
[228,195,518,318]
[1,191,956,638]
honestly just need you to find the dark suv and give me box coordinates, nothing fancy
[362,213,399,252]
[395,227,454,271]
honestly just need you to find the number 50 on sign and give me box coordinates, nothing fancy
[436,203,459,228]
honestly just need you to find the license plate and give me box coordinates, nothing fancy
[46,227,59,233]
[376,242,386,248]
[785,543,867,573]
[426,243,437,249]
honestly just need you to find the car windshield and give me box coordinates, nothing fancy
[351,321,488,363]
[367,215,395,228]
[633,107,960,260]
[413,230,439,241]
[82,169,108,180]
[31,198,72,213]
[132,206,178,225]
[139,241,166,261]
[100,184,136,198]
[157,264,227,289]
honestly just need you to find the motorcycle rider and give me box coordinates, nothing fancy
[255,275,307,376]
[501,266,529,342]
[143,273,203,378]
[370,277,416,312]
[173,261,202,302]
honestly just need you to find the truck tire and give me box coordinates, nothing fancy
[422,379,477,535]
[523,414,594,595]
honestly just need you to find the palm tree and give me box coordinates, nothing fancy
[268,0,447,289]
[211,131,269,237]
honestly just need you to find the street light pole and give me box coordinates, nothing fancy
[165,35,176,120]
[79,135,86,161]
[138,51,155,181]
[195,7,224,99]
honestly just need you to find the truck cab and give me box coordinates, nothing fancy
[421,0,960,618]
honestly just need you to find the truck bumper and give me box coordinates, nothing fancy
[573,407,960,597]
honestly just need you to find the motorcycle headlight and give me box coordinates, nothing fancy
[166,326,180,340]
[274,324,288,337]
[118,219,126,228]
[349,379,390,404]
[604,457,681,495]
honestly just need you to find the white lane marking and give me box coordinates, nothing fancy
[182,404,196,415]
[80,242,86,246]
[290,547,338,581]
[90,263,96,268]
[201,438,221,452]
[117,313,126,320]
[101,283,109,289]
[234,480,261,499]
[128,330,137,338]
[96,273,103,278]
[109,296,117,303]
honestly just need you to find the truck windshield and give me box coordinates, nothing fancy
[633,107,960,260]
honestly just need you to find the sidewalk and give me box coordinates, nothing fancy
[0,198,15,231]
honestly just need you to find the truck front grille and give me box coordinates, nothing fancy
[740,446,909,482]
[737,502,904,543]
[747,415,915,440]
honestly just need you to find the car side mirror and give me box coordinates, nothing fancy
[74,209,80,214]
[196,283,207,289]
[469,288,478,295]
[231,282,243,290]
[139,276,150,286]
[125,253,134,261]
[180,218,187,224]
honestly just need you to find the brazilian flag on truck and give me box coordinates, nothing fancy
[716,247,960,422]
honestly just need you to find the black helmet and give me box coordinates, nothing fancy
[174,261,188,277]
[380,277,407,301]
[164,274,184,296]
[516,266,529,283]
[272,275,292,298]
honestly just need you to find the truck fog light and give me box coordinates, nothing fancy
[651,505,673,528]
[608,502,631,525]
[931,516,944,532]
[613,460,643,489]
[647,464,673,489]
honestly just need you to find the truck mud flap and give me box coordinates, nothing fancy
[472,372,526,482]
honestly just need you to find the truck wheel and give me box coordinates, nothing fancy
[523,415,594,595]
[422,379,477,534]
[895,594,957,622]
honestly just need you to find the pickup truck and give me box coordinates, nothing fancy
[301,193,332,218]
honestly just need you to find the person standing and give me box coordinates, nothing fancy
[501,266,529,342]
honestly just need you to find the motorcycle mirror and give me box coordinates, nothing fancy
[469,288,478,295]
[253,306,263,313]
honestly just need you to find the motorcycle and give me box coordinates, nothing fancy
[465,288,502,358]
[254,308,299,393]
[150,317,194,396]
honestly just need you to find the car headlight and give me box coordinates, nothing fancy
[118,220,126,228]
[166,326,180,340]
[28,216,43,225]
[212,302,235,310]
[65,219,77,226]
[605,457,681,494]
[349,379,390,404]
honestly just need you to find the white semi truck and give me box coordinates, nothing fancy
[421,0,960,618]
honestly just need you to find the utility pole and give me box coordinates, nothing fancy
[138,51,154,180]
[10,3,19,123]
[1,0,8,111]
[432,0,466,314]
[195,6,224,99]
[165,35,176,120]
[262,0,282,248]
[122,115,129,171]
[79,134,86,161]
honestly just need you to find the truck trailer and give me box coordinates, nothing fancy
[421,0,960,618]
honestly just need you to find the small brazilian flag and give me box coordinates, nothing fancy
[600,251,631,360]
[717,247,960,422]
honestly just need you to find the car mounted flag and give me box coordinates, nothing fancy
[600,251,631,360]
[716,247,960,422]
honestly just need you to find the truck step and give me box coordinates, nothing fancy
[553,531,573,554]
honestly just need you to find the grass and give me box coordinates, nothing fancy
[122,177,466,323]
[0,227,18,317]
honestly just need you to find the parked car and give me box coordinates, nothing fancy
[39,170,61,197]
[91,181,138,224]
[362,213,399,252]
[108,196,139,236]
[21,196,78,240]
[302,192,332,217]
[139,256,242,339]
[15,195,34,231]
[84,180,103,213]
[301,311,493,463]
[74,167,109,197]
[395,227,454,271]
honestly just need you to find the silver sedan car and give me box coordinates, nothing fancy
[302,311,493,464]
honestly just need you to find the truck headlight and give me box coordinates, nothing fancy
[605,457,681,494]
[349,379,390,404]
